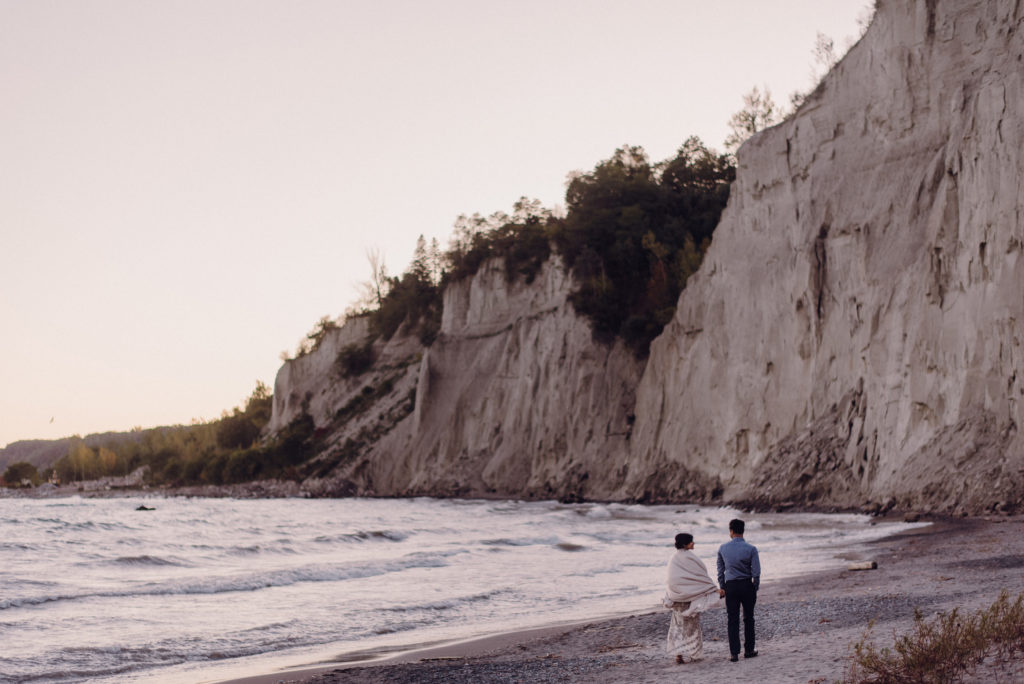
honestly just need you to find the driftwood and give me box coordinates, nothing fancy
[848,561,878,571]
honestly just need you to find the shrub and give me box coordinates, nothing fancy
[2,461,39,487]
[223,448,263,484]
[200,453,229,484]
[418,308,441,346]
[216,411,261,450]
[845,591,1024,683]
[270,412,315,464]
[336,342,376,378]
[306,438,363,479]
[334,375,399,426]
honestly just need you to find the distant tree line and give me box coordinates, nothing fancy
[0,381,326,489]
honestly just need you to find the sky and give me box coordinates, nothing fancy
[0,1,871,448]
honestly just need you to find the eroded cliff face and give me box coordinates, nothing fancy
[270,316,373,435]
[271,0,1023,513]
[629,0,1024,513]
[278,257,644,501]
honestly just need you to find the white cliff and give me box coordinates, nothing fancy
[271,0,1023,513]
[299,256,644,500]
[269,315,373,434]
[629,0,1024,513]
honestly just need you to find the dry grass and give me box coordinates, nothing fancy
[844,591,1024,683]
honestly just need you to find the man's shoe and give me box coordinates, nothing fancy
[744,650,758,659]
[729,654,739,662]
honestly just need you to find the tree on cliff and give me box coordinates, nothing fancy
[344,140,733,357]
[723,86,780,154]
[351,248,391,314]
[557,138,733,354]
[296,137,731,363]
[444,199,552,284]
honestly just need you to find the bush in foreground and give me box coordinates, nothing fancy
[845,591,1024,683]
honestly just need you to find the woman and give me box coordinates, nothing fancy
[663,532,722,664]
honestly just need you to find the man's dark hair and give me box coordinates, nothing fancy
[729,519,745,535]
[675,533,694,549]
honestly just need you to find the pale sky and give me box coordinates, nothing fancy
[1,1,869,448]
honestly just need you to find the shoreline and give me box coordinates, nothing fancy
[7,490,1021,681]
[4,480,951,519]
[212,618,610,684]
[214,514,1024,684]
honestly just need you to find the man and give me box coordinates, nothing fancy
[717,518,760,662]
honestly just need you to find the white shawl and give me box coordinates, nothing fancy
[662,549,720,615]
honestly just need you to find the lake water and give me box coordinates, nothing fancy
[0,495,923,683]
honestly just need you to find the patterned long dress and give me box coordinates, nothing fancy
[666,601,703,662]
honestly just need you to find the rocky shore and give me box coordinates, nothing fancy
[0,477,307,500]
[223,514,1024,684]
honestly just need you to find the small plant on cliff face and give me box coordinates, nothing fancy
[336,342,376,378]
[844,591,1024,683]
[288,316,341,360]
[334,374,399,426]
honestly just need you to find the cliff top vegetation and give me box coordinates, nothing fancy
[293,136,735,359]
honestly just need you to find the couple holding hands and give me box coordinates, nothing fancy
[663,518,761,664]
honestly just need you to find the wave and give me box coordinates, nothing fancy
[383,590,501,613]
[0,629,309,683]
[0,542,37,551]
[106,555,188,567]
[0,644,169,684]
[480,537,532,547]
[0,551,454,610]
[314,530,408,543]
[226,545,264,555]
[1,661,141,684]
[29,518,133,532]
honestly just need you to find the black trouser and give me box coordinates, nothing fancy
[724,578,757,656]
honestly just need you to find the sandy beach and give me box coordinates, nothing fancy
[218,513,1024,684]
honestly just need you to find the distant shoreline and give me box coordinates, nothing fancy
[2,479,937,520]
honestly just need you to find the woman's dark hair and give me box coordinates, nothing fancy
[674,533,693,549]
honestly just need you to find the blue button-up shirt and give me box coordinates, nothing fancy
[717,537,761,590]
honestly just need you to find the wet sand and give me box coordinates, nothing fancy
[219,514,1024,683]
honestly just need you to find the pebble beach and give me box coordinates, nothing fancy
[225,514,1024,684]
